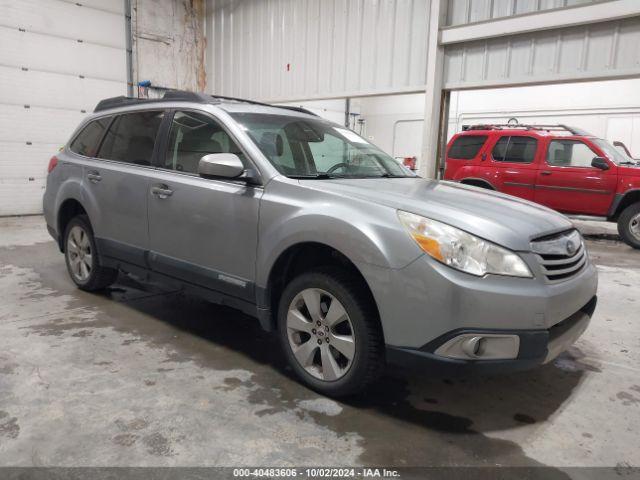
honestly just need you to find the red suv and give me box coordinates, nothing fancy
[444,124,640,249]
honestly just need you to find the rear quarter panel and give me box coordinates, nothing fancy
[443,133,484,182]
[43,150,85,236]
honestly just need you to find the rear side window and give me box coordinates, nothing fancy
[448,135,487,159]
[98,111,164,165]
[69,117,111,157]
[492,136,537,163]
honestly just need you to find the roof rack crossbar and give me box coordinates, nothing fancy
[461,123,589,135]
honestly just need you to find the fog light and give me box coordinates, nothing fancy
[435,333,519,360]
[461,336,484,358]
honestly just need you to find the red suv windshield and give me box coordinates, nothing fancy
[592,138,637,165]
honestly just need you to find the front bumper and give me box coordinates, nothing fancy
[359,249,598,349]
[387,296,596,375]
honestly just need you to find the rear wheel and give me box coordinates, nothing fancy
[64,215,118,290]
[278,268,383,397]
[617,202,640,249]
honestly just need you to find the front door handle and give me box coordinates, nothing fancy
[151,184,173,199]
[540,171,552,176]
[87,171,102,183]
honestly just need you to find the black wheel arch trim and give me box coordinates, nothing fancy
[608,189,640,220]
[458,177,496,190]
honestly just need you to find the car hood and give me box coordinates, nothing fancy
[303,177,573,251]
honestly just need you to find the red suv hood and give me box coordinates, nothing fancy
[618,164,640,176]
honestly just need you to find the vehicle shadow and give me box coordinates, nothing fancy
[93,274,591,470]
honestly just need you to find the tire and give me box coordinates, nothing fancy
[617,202,640,249]
[277,267,384,397]
[63,215,118,291]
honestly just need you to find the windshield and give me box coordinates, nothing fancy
[229,112,415,178]
[593,138,636,164]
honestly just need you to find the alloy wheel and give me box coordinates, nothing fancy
[630,213,640,241]
[67,225,93,282]
[286,288,355,381]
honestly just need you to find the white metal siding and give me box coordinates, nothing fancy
[445,0,603,26]
[207,0,430,102]
[443,17,640,89]
[0,0,126,216]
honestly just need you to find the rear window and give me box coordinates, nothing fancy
[97,110,164,165]
[448,135,487,159]
[69,117,111,157]
[492,136,537,163]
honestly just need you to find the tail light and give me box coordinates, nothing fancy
[47,155,58,173]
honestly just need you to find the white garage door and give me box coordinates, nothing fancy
[0,0,127,216]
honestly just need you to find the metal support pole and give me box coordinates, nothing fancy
[419,0,447,179]
[124,0,134,97]
[436,90,451,179]
[344,97,351,128]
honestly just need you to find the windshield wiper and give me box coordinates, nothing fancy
[377,172,414,178]
[288,173,338,179]
[618,161,640,166]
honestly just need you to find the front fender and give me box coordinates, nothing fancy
[255,178,423,290]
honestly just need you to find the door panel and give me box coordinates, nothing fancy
[82,110,164,265]
[83,160,151,265]
[147,171,262,300]
[147,110,262,301]
[488,135,539,200]
[534,139,617,216]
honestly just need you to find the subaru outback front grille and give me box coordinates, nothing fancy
[530,230,587,282]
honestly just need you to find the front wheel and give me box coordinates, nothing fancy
[64,215,118,290]
[277,268,384,397]
[617,202,640,249]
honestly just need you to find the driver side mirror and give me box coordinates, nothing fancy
[198,153,245,179]
[591,156,610,171]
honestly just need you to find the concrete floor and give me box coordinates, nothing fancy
[0,216,639,469]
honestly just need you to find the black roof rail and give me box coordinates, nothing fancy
[275,105,319,116]
[93,96,148,112]
[461,123,593,136]
[162,90,213,102]
[93,92,215,113]
[208,95,318,116]
[209,94,271,107]
[94,89,319,117]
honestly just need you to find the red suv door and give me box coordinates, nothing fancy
[534,138,617,216]
[486,133,540,201]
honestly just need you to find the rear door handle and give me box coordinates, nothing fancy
[540,171,552,176]
[87,171,102,183]
[151,184,173,199]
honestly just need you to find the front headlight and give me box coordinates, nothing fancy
[397,210,532,278]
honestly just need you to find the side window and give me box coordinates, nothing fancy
[98,111,164,165]
[492,137,509,161]
[448,135,488,160]
[69,117,111,157]
[492,136,537,163]
[163,111,245,174]
[547,140,598,168]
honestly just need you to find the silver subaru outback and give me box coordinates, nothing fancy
[43,91,598,396]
